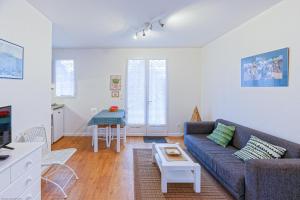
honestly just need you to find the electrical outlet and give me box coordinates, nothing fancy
[177,124,184,132]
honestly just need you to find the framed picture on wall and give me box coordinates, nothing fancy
[241,48,289,87]
[111,90,119,98]
[0,39,24,79]
[110,75,121,90]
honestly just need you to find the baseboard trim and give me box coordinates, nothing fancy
[63,131,183,137]
[63,132,91,136]
[168,132,184,137]
[127,133,145,136]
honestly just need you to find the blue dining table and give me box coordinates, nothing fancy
[88,109,126,152]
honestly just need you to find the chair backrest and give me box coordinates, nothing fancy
[21,127,49,156]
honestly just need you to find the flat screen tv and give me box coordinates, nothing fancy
[0,106,12,149]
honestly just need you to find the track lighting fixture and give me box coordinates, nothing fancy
[134,18,165,40]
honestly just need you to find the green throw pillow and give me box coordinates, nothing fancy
[207,123,235,147]
[233,135,286,161]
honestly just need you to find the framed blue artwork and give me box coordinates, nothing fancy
[0,39,24,79]
[241,48,289,87]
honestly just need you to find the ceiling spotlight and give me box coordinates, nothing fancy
[133,32,138,40]
[142,30,146,37]
[159,20,165,28]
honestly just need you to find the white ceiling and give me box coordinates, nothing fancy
[27,0,282,48]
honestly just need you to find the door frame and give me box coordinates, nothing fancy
[125,58,168,136]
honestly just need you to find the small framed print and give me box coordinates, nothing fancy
[111,91,119,98]
[110,75,121,90]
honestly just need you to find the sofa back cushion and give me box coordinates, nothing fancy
[216,119,300,158]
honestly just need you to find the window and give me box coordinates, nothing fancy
[55,60,75,97]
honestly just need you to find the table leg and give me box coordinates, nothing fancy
[161,167,167,193]
[105,126,109,148]
[109,126,112,147]
[93,125,98,152]
[152,143,155,163]
[194,164,201,193]
[123,126,127,144]
[116,124,120,152]
[91,126,93,147]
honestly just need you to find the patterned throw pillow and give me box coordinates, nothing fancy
[207,123,235,147]
[234,135,286,161]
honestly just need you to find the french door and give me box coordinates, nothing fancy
[126,59,168,136]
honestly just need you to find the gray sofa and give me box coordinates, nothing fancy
[184,119,300,200]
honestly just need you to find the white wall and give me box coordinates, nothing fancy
[200,0,300,143]
[0,0,52,141]
[52,48,201,135]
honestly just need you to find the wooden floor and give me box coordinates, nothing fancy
[42,136,232,200]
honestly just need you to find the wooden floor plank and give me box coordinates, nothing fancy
[41,136,233,200]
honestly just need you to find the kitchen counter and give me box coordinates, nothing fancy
[51,104,64,110]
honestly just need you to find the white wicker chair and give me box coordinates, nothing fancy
[90,107,111,148]
[109,124,127,144]
[20,127,78,199]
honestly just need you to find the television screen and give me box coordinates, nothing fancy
[0,106,12,148]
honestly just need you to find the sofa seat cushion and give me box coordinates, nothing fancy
[185,134,216,167]
[185,134,245,198]
[211,148,245,197]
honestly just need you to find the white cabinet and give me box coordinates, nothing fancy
[0,143,43,200]
[52,107,64,143]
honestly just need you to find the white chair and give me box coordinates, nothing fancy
[90,107,111,148]
[20,127,79,199]
[109,124,127,144]
[108,110,127,146]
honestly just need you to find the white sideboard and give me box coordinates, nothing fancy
[0,143,43,200]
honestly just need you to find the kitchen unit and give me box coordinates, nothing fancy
[51,104,64,143]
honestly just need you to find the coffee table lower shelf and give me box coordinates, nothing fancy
[152,143,201,193]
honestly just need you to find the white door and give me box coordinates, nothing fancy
[126,59,167,136]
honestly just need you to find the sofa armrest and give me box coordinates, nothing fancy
[184,121,215,135]
[245,159,300,200]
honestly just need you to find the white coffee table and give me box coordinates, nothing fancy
[152,143,201,193]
